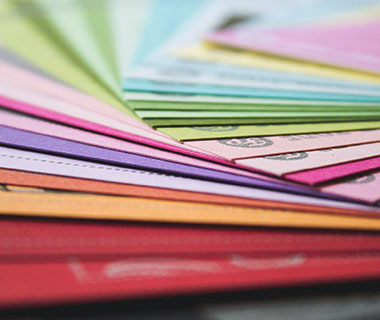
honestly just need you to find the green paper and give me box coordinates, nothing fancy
[137,110,380,119]
[158,121,380,141]
[80,0,120,88]
[0,0,133,115]
[34,0,121,98]
[146,116,380,127]
[138,109,380,127]
[128,100,380,111]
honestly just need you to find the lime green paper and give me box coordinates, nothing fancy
[146,116,380,127]
[158,121,380,141]
[0,0,133,115]
[128,100,380,111]
[81,0,120,87]
[137,110,380,119]
[34,0,121,98]
[138,108,380,127]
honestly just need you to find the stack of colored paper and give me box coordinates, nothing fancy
[1,0,380,312]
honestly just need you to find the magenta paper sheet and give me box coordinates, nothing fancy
[287,156,380,185]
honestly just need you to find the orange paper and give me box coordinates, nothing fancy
[1,185,380,231]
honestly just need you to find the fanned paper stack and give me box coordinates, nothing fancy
[1,0,380,311]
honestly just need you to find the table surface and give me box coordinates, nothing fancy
[2,280,380,320]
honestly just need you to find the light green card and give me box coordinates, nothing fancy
[81,0,120,88]
[137,108,380,127]
[34,0,121,98]
[158,121,380,141]
[35,0,153,107]
[128,100,380,111]
[146,116,380,127]
[137,110,380,119]
[0,0,132,115]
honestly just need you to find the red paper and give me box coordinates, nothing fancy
[2,254,380,309]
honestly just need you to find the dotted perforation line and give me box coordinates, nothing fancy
[0,153,182,179]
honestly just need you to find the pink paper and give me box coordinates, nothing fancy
[236,143,380,176]
[186,131,380,161]
[0,108,270,180]
[208,20,380,74]
[286,156,380,185]
[321,171,380,203]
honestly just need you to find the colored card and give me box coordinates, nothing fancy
[321,171,380,204]
[176,34,380,86]
[186,130,380,161]
[4,216,380,258]
[159,122,380,141]
[129,99,380,111]
[145,117,380,128]
[136,110,380,127]
[3,148,377,212]
[125,91,380,106]
[3,189,380,230]
[237,143,380,176]
[136,110,380,119]
[208,20,380,75]
[126,58,380,98]
[109,0,152,74]
[2,254,380,309]
[286,156,380,185]
[124,78,380,103]
[34,0,121,98]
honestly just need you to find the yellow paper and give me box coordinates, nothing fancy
[177,43,380,85]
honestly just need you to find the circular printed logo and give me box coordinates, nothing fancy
[191,126,239,132]
[346,174,376,184]
[264,152,308,161]
[218,137,273,148]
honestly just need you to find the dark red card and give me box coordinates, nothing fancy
[1,217,380,259]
